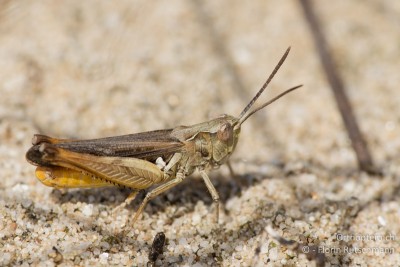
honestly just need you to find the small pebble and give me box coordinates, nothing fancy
[82,205,93,217]
[99,253,109,264]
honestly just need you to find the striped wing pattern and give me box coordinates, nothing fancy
[80,158,165,189]
[38,144,170,189]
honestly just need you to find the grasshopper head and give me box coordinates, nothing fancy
[211,115,241,164]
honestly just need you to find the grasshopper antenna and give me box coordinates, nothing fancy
[237,47,291,123]
[237,84,302,126]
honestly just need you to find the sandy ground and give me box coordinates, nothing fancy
[0,1,399,266]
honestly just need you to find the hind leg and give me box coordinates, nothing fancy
[112,190,140,214]
[132,171,185,223]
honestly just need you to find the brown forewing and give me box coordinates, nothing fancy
[27,129,185,166]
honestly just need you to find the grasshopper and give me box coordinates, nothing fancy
[26,47,301,224]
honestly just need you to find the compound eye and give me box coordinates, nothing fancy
[217,122,233,142]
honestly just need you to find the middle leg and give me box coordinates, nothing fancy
[199,169,220,224]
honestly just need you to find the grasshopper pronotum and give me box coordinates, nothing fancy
[26,47,301,223]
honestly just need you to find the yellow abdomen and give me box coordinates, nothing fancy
[35,166,112,189]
